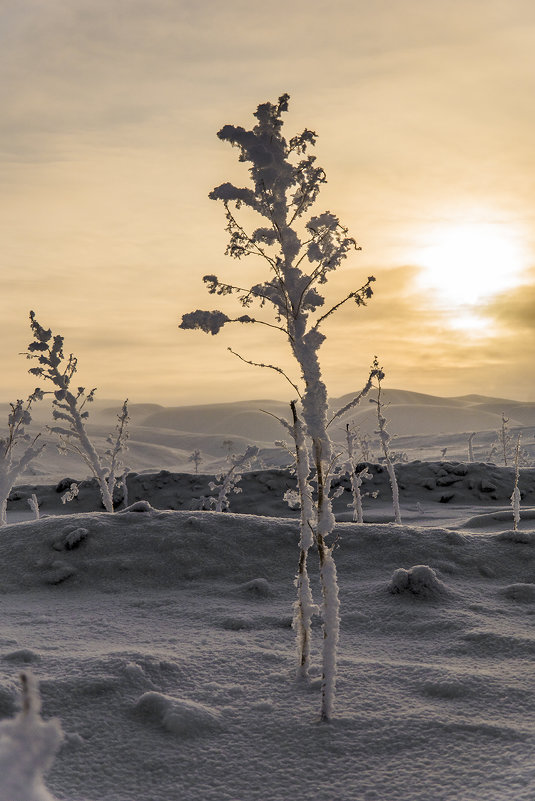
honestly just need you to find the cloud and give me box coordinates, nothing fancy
[483,269,535,333]
[2,1,535,403]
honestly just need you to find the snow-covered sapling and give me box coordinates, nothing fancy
[188,449,202,473]
[499,413,512,466]
[370,359,401,524]
[511,434,522,531]
[344,424,374,523]
[104,400,130,507]
[209,445,259,512]
[488,413,513,465]
[0,671,63,801]
[179,94,376,720]
[25,312,129,513]
[0,390,45,527]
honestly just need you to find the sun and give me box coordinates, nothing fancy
[412,221,528,328]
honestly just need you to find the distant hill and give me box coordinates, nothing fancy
[131,390,534,441]
[2,390,533,482]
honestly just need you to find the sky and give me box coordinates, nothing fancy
[2,0,535,406]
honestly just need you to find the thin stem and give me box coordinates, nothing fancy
[313,277,374,330]
[228,348,302,397]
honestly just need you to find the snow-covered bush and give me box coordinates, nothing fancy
[0,390,45,526]
[340,423,381,523]
[179,94,377,719]
[0,671,63,801]
[25,312,129,513]
[208,445,259,511]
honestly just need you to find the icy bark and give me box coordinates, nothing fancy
[288,402,318,678]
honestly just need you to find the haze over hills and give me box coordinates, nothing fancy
[2,389,533,484]
[88,389,535,439]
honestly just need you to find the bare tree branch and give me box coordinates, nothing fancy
[227,347,302,397]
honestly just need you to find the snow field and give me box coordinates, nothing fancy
[0,507,534,800]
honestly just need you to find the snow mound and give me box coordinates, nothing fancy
[388,564,447,598]
[0,672,63,801]
[499,583,535,603]
[134,691,223,736]
[233,577,274,597]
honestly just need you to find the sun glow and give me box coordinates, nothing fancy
[411,220,528,331]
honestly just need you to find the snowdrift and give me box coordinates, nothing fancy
[0,508,534,800]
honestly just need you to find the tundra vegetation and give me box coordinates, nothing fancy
[369,360,402,524]
[25,311,129,513]
[179,93,378,720]
[0,390,45,526]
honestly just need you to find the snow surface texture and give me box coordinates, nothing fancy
[0,503,534,801]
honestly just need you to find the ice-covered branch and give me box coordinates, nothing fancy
[208,445,259,512]
[327,365,383,428]
[313,276,375,330]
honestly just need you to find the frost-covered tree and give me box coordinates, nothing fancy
[498,413,513,466]
[0,671,63,801]
[25,312,129,513]
[0,390,45,526]
[369,359,401,524]
[188,449,202,473]
[179,94,376,720]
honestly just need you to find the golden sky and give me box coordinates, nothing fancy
[2,0,535,404]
